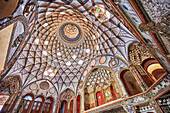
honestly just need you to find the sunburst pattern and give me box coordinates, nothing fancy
[7,0,138,95]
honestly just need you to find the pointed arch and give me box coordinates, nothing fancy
[120,70,142,96]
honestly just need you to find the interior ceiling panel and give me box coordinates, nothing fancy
[8,0,139,95]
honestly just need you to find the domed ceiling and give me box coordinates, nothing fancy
[7,0,139,95]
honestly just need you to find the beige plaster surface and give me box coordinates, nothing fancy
[0,23,14,69]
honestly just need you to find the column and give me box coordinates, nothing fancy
[94,91,97,107]
[132,65,149,90]
[73,97,76,113]
[56,99,61,113]
[52,98,58,113]
[81,91,84,113]
[11,92,22,113]
[130,66,145,92]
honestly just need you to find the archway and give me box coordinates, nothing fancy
[59,89,75,113]
[83,67,122,110]
[142,58,166,80]
[129,42,167,87]
[120,70,142,96]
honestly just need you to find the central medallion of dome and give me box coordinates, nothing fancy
[59,23,83,46]
[63,24,80,40]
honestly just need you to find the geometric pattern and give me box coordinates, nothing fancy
[7,0,138,95]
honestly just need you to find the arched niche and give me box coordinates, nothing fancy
[59,88,75,113]
[120,70,142,96]
[84,88,90,111]
[142,58,166,80]
[110,85,117,100]
[83,66,122,110]
[128,42,167,87]
[0,76,21,95]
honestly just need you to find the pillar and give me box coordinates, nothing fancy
[56,99,61,113]
[130,67,145,92]
[1,92,18,113]
[73,97,76,113]
[52,98,57,113]
[11,92,22,113]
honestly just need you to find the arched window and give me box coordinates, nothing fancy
[22,94,34,113]
[120,70,142,96]
[42,97,53,113]
[31,96,44,113]
[76,95,81,113]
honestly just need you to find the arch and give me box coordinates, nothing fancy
[22,94,34,113]
[42,97,54,113]
[76,95,81,113]
[59,89,75,113]
[120,70,142,96]
[96,91,105,106]
[83,66,122,110]
[0,76,21,95]
[21,79,58,96]
[0,15,28,34]
[60,88,75,102]
[78,55,127,96]
[31,95,45,113]
[128,42,167,87]
[0,15,29,80]
[142,58,166,80]
[83,66,122,95]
